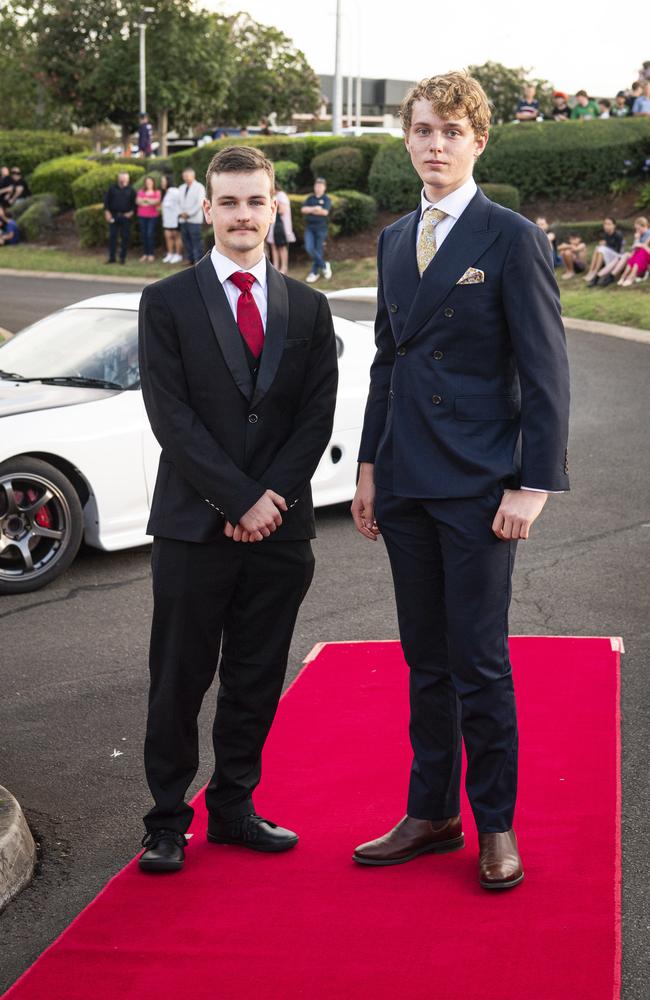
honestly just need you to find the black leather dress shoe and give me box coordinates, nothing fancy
[207,813,298,853]
[139,829,187,873]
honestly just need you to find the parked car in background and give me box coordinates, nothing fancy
[0,293,374,594]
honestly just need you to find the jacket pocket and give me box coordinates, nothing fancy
[454,395,518,420]
[283,338,310,350]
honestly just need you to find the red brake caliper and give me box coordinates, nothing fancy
[26,488,53,529]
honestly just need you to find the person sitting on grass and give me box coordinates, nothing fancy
[536,216,561,266]
[557,232,587,279]
[0,206,19,245]
[584,217,624,286]
[616,218,650,286]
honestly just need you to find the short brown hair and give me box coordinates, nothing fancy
[400,71,491,137]
[205,145,275,199]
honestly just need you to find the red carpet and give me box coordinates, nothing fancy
[5,637,621,1000]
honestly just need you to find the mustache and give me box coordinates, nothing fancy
[228,225,258,232]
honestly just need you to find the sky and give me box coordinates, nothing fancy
[206,0,648,97]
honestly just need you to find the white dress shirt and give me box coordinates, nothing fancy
[210,245,268,331]
[416,176,555,494]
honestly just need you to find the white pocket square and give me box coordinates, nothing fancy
[457,267,485,285]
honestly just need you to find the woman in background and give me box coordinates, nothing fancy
[266,183,295,275]
[160,172,183,264]
[136,176,161,262]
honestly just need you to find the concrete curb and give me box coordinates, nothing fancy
[0,266,157,286]
[0,786,36,912]
[0,326,13,340]
[564,316,650,345]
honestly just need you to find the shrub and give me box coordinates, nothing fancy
[9,193,54,220]
[71,164,145,209]
[74,204,107,248]
[474,118,650,199]
[552,219,635,243]
[636,183,650,212]
[17,195,59,242]
[480,183,520,212]
[0,130,90,176]
[30,156,99,210]
[368,141,420,212]
[330,189,377,233]
[310,146,366,191]
[273,160,300,193]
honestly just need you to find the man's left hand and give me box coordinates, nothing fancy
[492,489,548,540]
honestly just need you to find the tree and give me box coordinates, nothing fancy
[221,14,321,127]
[468,61,554,124]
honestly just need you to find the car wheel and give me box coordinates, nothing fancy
[0,457,84,595]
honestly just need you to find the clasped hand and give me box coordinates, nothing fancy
[223,489,287,543]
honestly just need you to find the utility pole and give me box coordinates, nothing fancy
[332,0,342,134]
[137,7,155,116]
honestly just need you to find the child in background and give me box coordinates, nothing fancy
[616,217,650,286]
[584,217,624,286]
[557,233,587,279]
[536,216,561,266]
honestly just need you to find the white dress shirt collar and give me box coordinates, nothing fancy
[210,245,268,290]
[420,175,478,221]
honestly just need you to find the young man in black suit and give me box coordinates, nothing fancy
[138,146,338,872]
[351,72,570,889]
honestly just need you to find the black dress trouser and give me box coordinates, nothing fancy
[143,534,315,834]
[374,486,519,833]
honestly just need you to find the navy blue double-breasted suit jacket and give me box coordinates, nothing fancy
[358,187,570,496]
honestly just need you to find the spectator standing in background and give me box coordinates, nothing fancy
[632,82,650,116]
[0,206,19,245]
[178,167,206,265]
[160,172,183,264]
[138,113,153,157]
[536,216,561,267]
[598,99,611,119]
[301,177,332,283]
[584,217,624,286]
[612,92,630,117]
[550,92,571,121]
[626,82,642,113]
[557,233,587,278]
[136,175,161,263]
[104,171,136,264]
[266,182,296,274]
[514,84,540,121]
[570,91,599,120]
[0,167,12,209]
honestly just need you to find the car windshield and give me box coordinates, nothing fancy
[0,307,140,390]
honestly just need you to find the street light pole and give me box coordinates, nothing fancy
[332,0,342,134]
[137,7,155,116]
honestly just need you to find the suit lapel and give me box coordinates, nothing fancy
[386,209,420,316]
[251,260,289,408]
[194,253,254,401]
[398,189,499,345]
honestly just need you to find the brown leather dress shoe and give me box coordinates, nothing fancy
[478,829,524,889]
[353,815,464,866]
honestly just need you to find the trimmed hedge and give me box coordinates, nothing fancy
[474,118,650,199]
[30,156,99,210]
[331,190,377,234]
[0,130,90,176]
[74,202,166,249]
[273,160,300,193]
[17,195,59,242]
[480,183,520,212]
[368,141,419,212]
[552,219,635,242]
[71,164,145,209]
[310,146,366,191]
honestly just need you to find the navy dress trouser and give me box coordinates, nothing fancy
[374,486,519,833]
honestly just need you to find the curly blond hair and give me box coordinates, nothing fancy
[400,71,491,136]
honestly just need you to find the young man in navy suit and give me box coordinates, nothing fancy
[351,72,570,888]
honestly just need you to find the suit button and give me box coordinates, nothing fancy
[397,347,406,356]
[248,413,258,424]
[443,307,454,318]
[433,350,443,360]
[388,390,394,399]
[431,395,442,405]
[390,303,398,313]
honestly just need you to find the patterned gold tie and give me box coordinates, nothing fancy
[417,207,447,276]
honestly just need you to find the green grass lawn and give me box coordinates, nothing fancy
[1,246,648,329]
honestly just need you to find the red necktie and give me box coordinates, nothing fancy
[228,271,264,359]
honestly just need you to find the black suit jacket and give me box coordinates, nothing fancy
[139,254,338,542]
[358,188,570,496]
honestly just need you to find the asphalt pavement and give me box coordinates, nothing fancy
[0,275,649,997]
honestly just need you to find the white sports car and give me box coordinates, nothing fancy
[0,292,375,594]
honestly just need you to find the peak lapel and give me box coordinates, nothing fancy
[251,261,289,408]
[399,189,498,345]
[195,254,254,401]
